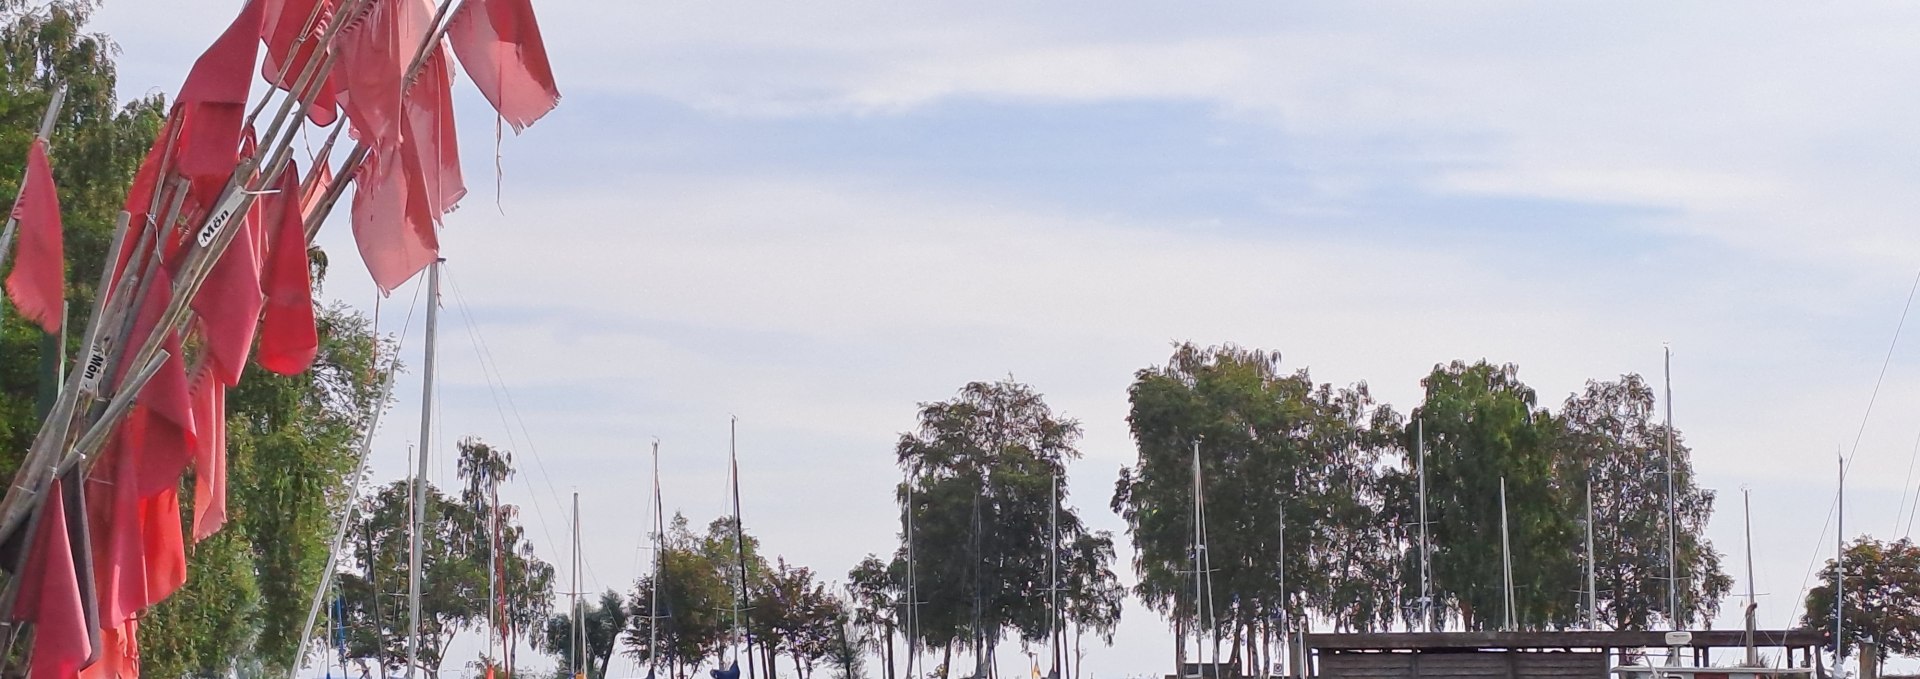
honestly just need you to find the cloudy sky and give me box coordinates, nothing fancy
[86,1,1920,676]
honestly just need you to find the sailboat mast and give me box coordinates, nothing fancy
[906,475,919,679]
[731,417,756,679]
[1417,417,1430,632]
[1586,480,1597,630]
[573,491,582,679]
[1665,346,1679,630]
[1743,488,1757,667]
[1192,442,1203,678]
[489,462,501,667]
[1049,471,1060,678]
[1837,455,1846,672]
[650,440,663,679]
[407,259,440,679]
[1500,477,1513,631]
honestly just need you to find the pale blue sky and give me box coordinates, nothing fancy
[88,1,1920,676]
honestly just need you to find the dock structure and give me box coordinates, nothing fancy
[1302,630,1823,679]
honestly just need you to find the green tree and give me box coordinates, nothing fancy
[1059,532,1122,679]
[543,590,631,679]
[337,477,553,679]
[847,555,900,679]
[336,482,480,676]
[625,514,734,679]
[897,378,1106,677]
[1115,344,1399,674]
[1557,375,1727,630]
[455,437,557,669]
[1802,537,1920,663]
[1411,360,1573,630]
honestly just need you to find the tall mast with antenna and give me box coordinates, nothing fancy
[650,440,664,679]
[1837,455,1846,675]
[1665,345,1679,631]
[407,259,440,679]
[730,417,755,679]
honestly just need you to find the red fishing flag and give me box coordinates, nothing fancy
[192,132,268,386]
[351,147,437,293]
[78,619,136,679]
[406,49,465,217]
[85,434,145,628]
[331,0,413,148]
[8,138,65,333]
[89,265,197,625]
[258,164,319,375]
[190,371,228,541]
[447,0,560,132]
[176,0,265,181]
[138,486,186,605]
[9,479,98,679]
[260,0,340,125]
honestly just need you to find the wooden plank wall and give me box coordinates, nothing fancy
[1319,652,1607,679]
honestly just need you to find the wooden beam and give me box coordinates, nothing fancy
[1304,630,1821,652]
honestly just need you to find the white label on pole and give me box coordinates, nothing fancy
[78,336,112,395]
[195,187,247,248]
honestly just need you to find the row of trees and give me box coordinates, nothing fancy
[614,516,860,679]
[1110,344,1726,674]
[567,381,1129,679]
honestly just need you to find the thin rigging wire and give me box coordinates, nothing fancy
[1784,491,1840,630]
[442,264,607,590]
[1900,428,1920,537]
[1789,267,1920,621]
[440,265,567,570]
[1851,267,1920,466]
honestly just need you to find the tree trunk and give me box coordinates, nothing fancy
[885,626,898,679]
[1175,618,1186,678]
[942,641,953,679]
[1229,621,1242,671]
[1072,626,1084,679]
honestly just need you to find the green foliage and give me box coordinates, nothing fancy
[755,558,845,679]
[1802,537,1920,662]
[544,590,630,679]
[142,300,384,679]
[0,0,164,481]
[1115,342,1402,661]
[846,555,900,679]
[896,378,1112,672]
[337,468,554,678]
[624,514,738,679]
[1410,360,1570,630]
[1557,375,1727,630]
